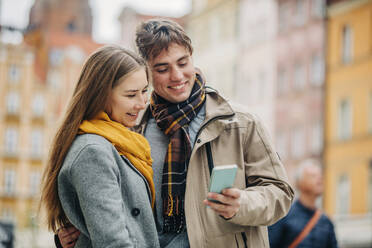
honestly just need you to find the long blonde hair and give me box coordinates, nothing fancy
[40,45,149,232]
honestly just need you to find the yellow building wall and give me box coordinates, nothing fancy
[0,44,51,231]
[325,0,372,216]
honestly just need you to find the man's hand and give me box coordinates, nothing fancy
[57,226,80,248]
[203,188,242,219]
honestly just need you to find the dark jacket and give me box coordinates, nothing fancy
[269,200,338,248]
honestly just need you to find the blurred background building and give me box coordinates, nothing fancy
[275,0,326,184]
[325,0,372,246]
[1,0,100,246]
[0,0,371,247]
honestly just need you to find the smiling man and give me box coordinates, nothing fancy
[57,19,294,248]
[150,43,195,103]
[133,19,294,248]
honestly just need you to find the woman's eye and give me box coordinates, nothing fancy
[126,95,136,98]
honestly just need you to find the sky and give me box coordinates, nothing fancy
[0,0,191,43]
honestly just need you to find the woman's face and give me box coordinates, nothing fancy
[106,68,149,127]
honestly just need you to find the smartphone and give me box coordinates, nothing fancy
[208,164,238,203]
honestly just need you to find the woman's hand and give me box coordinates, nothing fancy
[57,226,80,248]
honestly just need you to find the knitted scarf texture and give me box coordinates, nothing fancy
[150,73,206,233]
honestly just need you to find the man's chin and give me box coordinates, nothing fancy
[167,93,190,103]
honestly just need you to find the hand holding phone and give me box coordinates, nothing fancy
[208,164,238,203]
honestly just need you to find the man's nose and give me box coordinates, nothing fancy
[170,67,183,81]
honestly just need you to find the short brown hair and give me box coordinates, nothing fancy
[135,18,193,61]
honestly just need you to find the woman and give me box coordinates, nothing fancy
[40,45,160,248]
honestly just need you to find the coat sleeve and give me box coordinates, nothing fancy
[66,144,134,248]
[228,116,294,226]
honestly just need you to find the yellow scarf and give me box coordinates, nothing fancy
[79,112,155,208]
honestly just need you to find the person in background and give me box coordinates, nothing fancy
[57,19,294,248]
[0,221,14,248]
[41,45,160,247]
[269,159,338,248]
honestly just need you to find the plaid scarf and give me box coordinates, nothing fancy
[150,73,206,233]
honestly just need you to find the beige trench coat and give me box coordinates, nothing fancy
[136,89,294,248]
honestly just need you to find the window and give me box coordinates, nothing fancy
[4,169,16,195]
[312,0,324,18]
[295,0,307,26]
[311,121,323,153]
[1,208,15,223]
[4,128,18,154]
[342,25,353,64]
[49,49,64,66]
[6,92,20,114]
[47,70,61,89]
[369,161,372,212]
[278,68,289,95]
[30,129,43,157]
[66,21,76,32]
[8,64,20,83]
[32,94,45,117]
[276,132,288,160]
[338,99,352,140]
[257,71,266,102]
[336,174,350,215]
[279,3,290,32]
[294,62,306,90]
[209,16,221,44]
[291,127,305,159]
[29,171,41,196]
[369,93,372,133]
[310,54,324,86]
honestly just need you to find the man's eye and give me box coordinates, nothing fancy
[179,60,187,67]
[126,95,136,98]
[157,68,167,73]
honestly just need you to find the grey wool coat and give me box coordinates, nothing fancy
[58,134,160,248]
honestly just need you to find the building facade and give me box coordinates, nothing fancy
[0,42,52,246]
[325,0,372,246]
[186,0,239,101]
[275,0,326,183]
[118,7,186,52]
[0,0,99,246]
[235,0,278,136]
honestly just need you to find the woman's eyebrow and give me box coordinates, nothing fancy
[124,85,148,93]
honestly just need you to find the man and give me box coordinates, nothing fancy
[57,18,294,248]
[269,159,338,248]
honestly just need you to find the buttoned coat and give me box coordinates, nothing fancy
[58,134,160,248]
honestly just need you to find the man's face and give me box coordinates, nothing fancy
[149,43,196,103]
[299,165,324,197]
